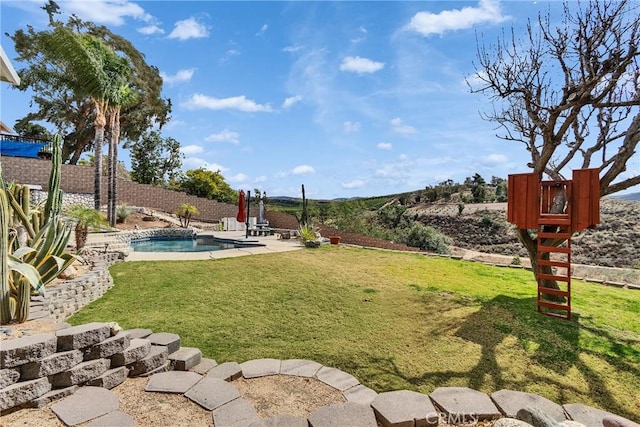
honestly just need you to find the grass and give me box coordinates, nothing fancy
[69,246,640,421]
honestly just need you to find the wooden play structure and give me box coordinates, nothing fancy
[507,169,600,320]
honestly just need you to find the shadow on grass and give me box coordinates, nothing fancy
[361,293,639,422]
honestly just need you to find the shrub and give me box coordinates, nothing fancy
[403,223,451,254]
[116,204,135,223]
[511,256,521,266]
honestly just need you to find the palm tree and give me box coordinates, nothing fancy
[37,25,133,212]
[65,205,106,250]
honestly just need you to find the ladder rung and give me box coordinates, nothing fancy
[537,300,570,311]
[538,232,571,239]
[538,273,570,283]
[538,259,570,268]
[538,217,571,226]
[539,311,571,320]
[538,245,571,254]
[538,287,570,297]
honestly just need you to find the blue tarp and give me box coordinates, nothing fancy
[0,141,46,158]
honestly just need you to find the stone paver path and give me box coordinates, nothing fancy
[18,356,640,427]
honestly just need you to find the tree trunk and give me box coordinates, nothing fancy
[94,104,106,211]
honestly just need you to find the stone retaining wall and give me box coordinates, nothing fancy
[0,323,178,412]
[30,190,93,210]
[40,254,121,322]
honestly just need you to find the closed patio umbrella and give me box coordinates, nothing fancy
[236,190,247,229]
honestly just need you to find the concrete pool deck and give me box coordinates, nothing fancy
[125,231,304,262]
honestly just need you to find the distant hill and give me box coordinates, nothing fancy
[615,192,640,201]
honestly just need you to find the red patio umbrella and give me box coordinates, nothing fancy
[236,190,247,223]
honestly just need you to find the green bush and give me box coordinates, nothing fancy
[403,223,451,254]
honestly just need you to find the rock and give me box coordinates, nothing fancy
[430,386,502,422]
[123,328,153,339]
[343,384,378,405]
[50,358,110,387]
[0,333,57,368]
[207,361,243,381]
[494,419,535,427]
[20,349,84,380]
[147,332,181,354]
[56,322,111,351]
[168,347,202,371]
[280,359,323,377]
[191,358,218,375]
[0,377,52,411]
[110,338,151,367]
[212,398,261,426]
[25,385,79,409]
[603,417,640,427]
[491,390,566,421]
[84,331,130,360]
[241,358,281,378]
[0,368,20,388]
[516,407,562,427]
[51,386,119,426]
[128,345,168,377]
[184,376,240,410]
[59,265,78,280]
[308,402,377,427]
[315,366,360,391]
[87,410,135,427]
[371,389,438,427]
[86,366,129,389]
[563,404,638,427]
[145,371,202,393]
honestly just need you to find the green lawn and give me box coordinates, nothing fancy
[69,246,640,421]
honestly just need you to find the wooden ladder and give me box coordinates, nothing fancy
[536,182,572,320]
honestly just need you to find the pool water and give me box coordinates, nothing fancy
[130,238,235,253]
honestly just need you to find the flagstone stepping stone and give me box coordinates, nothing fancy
[280,359,323,377]
[124,328,153,339]
[371,389,439,427]
[191,358,218,374]
[343,384,378,405]
[147,332,181,354]
[145,371,202,393]
[0,333,57,368]
[185,376,240,410]
[492,389,566,421]
[315,366,360,391]
[308,401,377,427]
[87,410,135,427]
[430,387,501,422]
[169,347,202,371]
[241,358,281,378]
[249,414,308,427]
[207,361,243,381]
[563,404,639,427]
[56,322,110,351]
[212,398,261,427]
[51,386,119,426]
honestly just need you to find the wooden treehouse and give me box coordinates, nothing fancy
[507,169,600,320]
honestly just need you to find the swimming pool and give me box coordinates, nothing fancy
[130,236,264,252]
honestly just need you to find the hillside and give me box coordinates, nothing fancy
[411,198,639,268]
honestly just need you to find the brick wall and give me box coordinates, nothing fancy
[1,156,237,221]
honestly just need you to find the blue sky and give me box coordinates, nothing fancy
[1,1,638,199]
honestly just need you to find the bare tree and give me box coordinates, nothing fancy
[470,0,640,290]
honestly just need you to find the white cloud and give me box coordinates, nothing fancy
[282,95,303,110]
[351,26,368,44]
[205,130,240,144]
[161,68,195,85]
[180,144,203,155]
[138,25,164,35]
[292,165,315,175]
[256,24,268,36]
[168,17,209,40]
[283,45,303,53]
[405,0,508,37]
[63,0,153,26]
[390,117,417,135]
[182,94,273,112]
[481,153,509,165]
[227,173,249,182]
[343,121,361,133]
[204,163,229,173]
[377,142,393,150]
[342,180,366,189]
[219,49,241,64]
[340,56,385,74]
[255,176,267,183]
